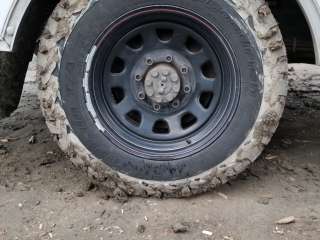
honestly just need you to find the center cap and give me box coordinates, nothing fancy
[144,64,181,103]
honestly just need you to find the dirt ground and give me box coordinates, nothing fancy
[0,79,319,240]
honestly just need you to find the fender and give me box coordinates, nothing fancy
[296,0,320,64]
[0,0,320,64]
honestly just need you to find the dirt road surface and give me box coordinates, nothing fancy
[0,79,319,239]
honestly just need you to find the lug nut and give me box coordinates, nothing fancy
[166,56,173,62]
[146,57,154,66]
[135,74,142,81]
[180,66,188,74]
[153,104,161,111]
[162,70,169,76]
[172,100,180,108]
[151,71,159,78]
[146,88,154,96]
[138,92,145,100]
[184,86,191,93]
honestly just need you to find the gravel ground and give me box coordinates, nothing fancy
[0,79,319,239]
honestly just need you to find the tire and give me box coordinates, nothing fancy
[37,0,287,198]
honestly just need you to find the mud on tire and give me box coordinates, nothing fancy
[37,0,287,198]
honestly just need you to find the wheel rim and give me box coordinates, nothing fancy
[88,6,240,159]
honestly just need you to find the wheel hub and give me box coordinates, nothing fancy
[144,64,181,104]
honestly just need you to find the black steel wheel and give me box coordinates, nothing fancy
[89,16,239,159]
[39,0,287,193]
[61,1,262,180]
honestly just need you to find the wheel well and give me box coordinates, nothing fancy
[268,0,315,64]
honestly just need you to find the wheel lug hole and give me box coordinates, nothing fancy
[135,74,142,81]
[180,66,188,74]
[184,86,191,93]
[172,100,180,108]
[138,92,145,100]
[153,104,161,111]
[166,56,173,62]
[146,58,154,66]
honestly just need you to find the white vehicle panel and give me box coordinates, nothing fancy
[297,0,320,64]
[0,0,16,39]
[0,0,31,51]
[0,0,320,65]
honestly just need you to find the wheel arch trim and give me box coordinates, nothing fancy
[0,0,31,52]
[296,0,320,64]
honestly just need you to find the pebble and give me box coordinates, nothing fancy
[113,188,128,203]
[0,144,7,155]
[137,224,146,233]
[217,192,228,200]
[28,135,36,144]
[276,216,296,225]
[55,187,64,193]
[257,195,272,205]
[15,182,30,191]
[75,191,84,197]
[172,223,189,233]
[202,230,213,236]
[85,182,95,191]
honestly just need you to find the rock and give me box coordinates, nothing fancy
[172,223,189,233]
[276,216,296,225]
[288,64,320,93]
[84,182,95,191]
[217,192,228,200]
[136,224,146,233]
[181,186,192,197]
[113,188,128,203]
[257,195,272,205]
[273,226,285,235]
[15,182,31,191]
[0,138,9,143]
[28,135,36,144]
[265,154,278,160]
[202,230,213,236]
[0,144,7,155]
[55,186,64,193]
[75,191,84,197]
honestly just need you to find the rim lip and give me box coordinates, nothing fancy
[87,6,241,160]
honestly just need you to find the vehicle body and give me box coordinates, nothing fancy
[0,0,319,198]
[0,0,319,63]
